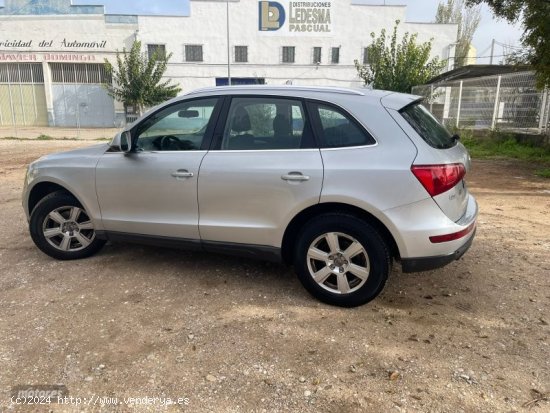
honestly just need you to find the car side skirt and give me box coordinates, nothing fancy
[96,231,283,264]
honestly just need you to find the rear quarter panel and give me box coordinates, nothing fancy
[387,108,472,222]
[318,95,428,255]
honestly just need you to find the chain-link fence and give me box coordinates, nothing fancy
[412,71,550,135]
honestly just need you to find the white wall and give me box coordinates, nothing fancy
[136,0,457,92]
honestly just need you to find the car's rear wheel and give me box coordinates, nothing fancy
[294,213,390,307]
[29,192,106,260]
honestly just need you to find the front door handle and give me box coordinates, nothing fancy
[281,172,310,182]
[171,169,194,179]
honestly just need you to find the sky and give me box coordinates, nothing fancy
[69,0,523,64]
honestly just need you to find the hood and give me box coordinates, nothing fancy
[36,143,109,163]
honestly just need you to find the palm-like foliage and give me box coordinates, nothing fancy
[103,41,181,114]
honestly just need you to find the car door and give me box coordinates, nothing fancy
[95,97,221,240]
[198,96,324,249]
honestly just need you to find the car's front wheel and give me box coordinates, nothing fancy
[29,192,106,260]
[294,213,390,307]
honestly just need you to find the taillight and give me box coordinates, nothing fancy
[411,163,466,197]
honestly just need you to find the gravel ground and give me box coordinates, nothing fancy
[0,140,549,412]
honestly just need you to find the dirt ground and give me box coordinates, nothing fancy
[0,140,548,413]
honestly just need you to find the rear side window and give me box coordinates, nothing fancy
[311,103,375,148]
[221,97,313,150]
[400,102,455,149]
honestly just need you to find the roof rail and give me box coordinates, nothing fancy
[186,85,366,96]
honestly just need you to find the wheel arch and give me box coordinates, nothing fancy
[281,202,401,266]
[28,181,79,216]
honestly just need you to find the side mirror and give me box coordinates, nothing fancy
[110,131,132,153]
[120,131,132,153]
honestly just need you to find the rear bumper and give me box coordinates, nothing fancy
[401,227,476,273]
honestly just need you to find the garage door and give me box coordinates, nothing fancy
[0,63,48,126]
[51,63,115,128]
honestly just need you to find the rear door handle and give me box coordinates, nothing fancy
[171,169,194,179]
[281,172,310,182]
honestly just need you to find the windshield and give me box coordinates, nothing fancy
[400,102,455,149]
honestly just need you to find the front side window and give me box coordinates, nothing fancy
[185,45,203,62]
[221,97,311,150]
[400,102,456,149]
[136,98,218,151]
[282,46,295,63]
[312,103,375,148]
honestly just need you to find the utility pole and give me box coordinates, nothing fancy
[226,0,232,86]
[489,39,495,65]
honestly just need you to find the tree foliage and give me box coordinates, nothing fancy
[502,47,533,66]
[103,41,181,114]
[435,0,481,67]
[354,21,446,93]
[465,0,550,89]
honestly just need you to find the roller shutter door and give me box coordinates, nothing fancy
[51,63,115,128]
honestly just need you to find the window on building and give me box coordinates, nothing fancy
[313,47,322,64]
[234,46,248,63]
[185,45,203,62]
[221,97,313,150]
[282,46,295,63]
[363,47,370,64]
[0,63,44,83]
[50,63,111,84]
[311,103,376,148]
[147,44,166,60]
[331,47,340,64]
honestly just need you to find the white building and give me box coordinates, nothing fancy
[0,0,458,127]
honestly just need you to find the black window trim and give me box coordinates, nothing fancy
[125,96,226,152]
[209,94,320,151]
[305,98,378,149]
[398,98,457,149]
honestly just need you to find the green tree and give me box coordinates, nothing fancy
[354,20,446,93]
[503,47,533,66]
[435,0,481,68]
[466,0,550,89]
[103,41,181,115]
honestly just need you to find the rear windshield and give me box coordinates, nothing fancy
[400,102,455,149]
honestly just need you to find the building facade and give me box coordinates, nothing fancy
[0,0,458,128]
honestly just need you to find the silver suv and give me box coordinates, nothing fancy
[23,86,477,307]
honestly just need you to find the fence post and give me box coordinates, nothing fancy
[491,75,502,130]
[456,80,463,128]
[539,89,548,134]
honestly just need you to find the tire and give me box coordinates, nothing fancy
[29,191,106,260]
[294,213,390,307]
